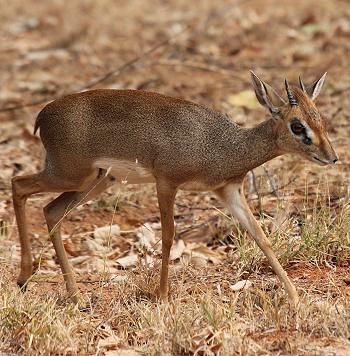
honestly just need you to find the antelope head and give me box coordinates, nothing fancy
[250,71,338,165]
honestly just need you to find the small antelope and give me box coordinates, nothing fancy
[12,72,337,307]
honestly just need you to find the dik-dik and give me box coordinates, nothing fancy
[12,72,337,307]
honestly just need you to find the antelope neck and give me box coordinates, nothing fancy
[233,118,280,174]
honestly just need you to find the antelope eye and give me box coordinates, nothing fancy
[290,120,304,135]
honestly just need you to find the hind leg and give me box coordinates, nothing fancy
[43,173,116,302]
[12,169,93,288]
[12,166,108,289]
[12,173,54,288]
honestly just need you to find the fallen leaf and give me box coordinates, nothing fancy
[170,239,186,260]
[110,275,127,283]
[25,48,71,61]
[63,239,80,257]
[70,256,92,265]
[230,280,253,291]
[82,237,108,254]
[116,254,138,268]
[94,224,121,239]
[227,90,259,109]
[190,256,208,267]
[144,255,155,267]
[180,224,214,243]
[187,244,225,264]
[301,21,330,35]
[137,223,158,251]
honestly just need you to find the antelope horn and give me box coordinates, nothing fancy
[285,78,298,106]
[299,76,306,92]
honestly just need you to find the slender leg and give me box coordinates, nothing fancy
[43,174,116,303]
[215,182,299,307]
[156,179,177,300]
[12,174,48,288]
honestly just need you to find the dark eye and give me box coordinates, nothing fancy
[290,120,304,135]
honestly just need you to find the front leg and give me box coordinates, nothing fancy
[215,182,299,307]
[156,179,177,300]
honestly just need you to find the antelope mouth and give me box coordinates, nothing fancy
[311,156,329,166]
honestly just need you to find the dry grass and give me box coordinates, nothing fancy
[1,195,350,355]
[1,272,349,355]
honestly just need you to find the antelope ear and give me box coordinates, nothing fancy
[305,72,327,101]
[250,71,286,119]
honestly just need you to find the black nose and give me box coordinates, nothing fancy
[333,158,338,164]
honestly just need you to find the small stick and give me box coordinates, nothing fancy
[263,167,280,199]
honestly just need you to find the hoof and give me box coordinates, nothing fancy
[159,291,169,302]
[17,281,28,292]
[69,291,83,306]
[156,288,168,301]
[289,296,300,310]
